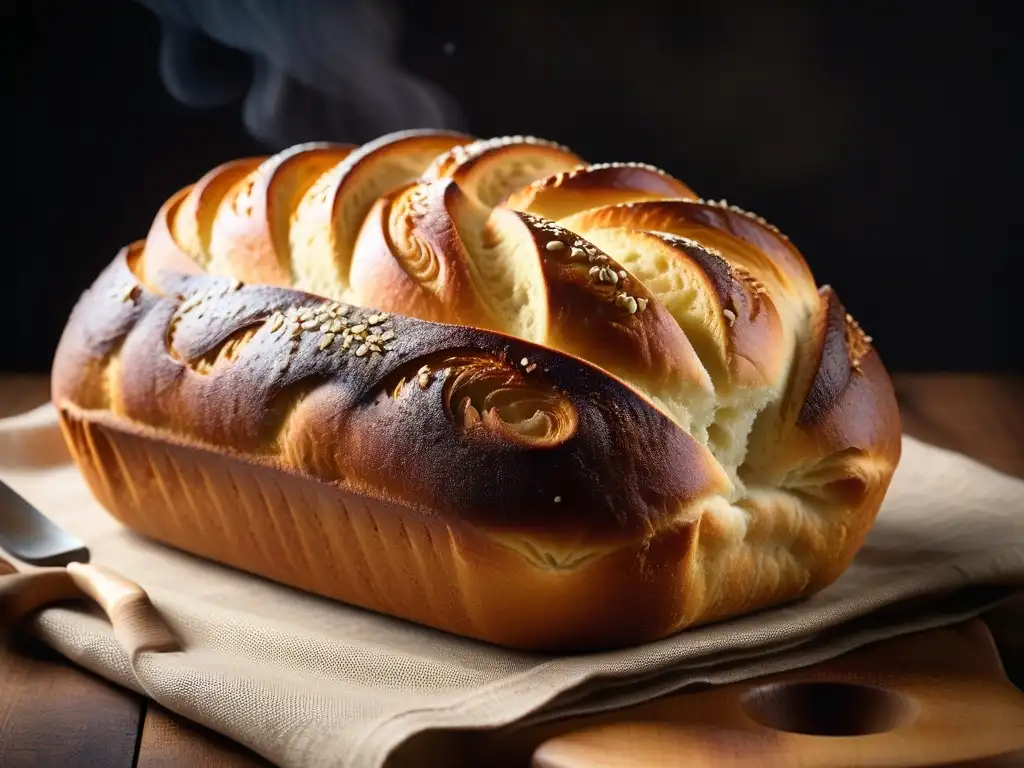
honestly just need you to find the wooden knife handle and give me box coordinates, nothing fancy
[0,560,179,658]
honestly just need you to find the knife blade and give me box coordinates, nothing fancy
[0,478,89,566]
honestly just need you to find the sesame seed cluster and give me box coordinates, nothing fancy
[521,213,650,315]
[844,312,873,370]
[266,301,396,368]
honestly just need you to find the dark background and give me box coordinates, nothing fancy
[5,0,1017,374]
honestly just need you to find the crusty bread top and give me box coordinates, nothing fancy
[54,130,901,557]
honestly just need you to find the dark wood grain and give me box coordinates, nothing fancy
[0,629,143,768]
[0,373,1021,768]
[894,374,1023,479]
[135,705,274,768]
[892,374,1024,690]
[0,376,50,421]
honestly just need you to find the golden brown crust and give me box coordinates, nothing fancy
[515,214,712,404]
[208,142,357,286]
[581,228,787,392]
[349,179,492,328]
[350,182,716,427]
[560,200,820,311]
[51,131,903,651]
[291,130,471,294]
[53,246,728,544]
[141,157,262,285]
[506,162,698,221]
[422,135,584,206]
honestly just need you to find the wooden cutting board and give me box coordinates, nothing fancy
[389,617,1024,767]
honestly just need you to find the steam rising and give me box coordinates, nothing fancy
[135,0,464,148]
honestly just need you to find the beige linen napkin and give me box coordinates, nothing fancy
[1,403,1022,768]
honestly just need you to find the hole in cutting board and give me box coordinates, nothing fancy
[741,681,917,736]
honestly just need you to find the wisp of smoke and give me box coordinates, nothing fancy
[134,0,464,148]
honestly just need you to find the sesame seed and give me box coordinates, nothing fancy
[319,333,335,350]
[381,330,395,342]
[367,314,382,325]
[570,247,585,259]
[553,496,562,503]
[369,343,382,353]
[301,319,319,330]
[618,270,627,280]
[636,297,649,311]
[383,343,396,351]
[356,343,369,357]
[589,266,601,277]
[521,357,529,366]
[319,322,332,333]
[418,373,431,389]
[342,337,352,349]
[526,363,537,373]
[545,240,565,251]
[723,308,737,325]
[350,324,367,334]
[330,319,345,333]
[270,315,284,333]
[290,325,303,338]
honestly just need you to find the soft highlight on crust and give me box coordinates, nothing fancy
[50,131,902,652]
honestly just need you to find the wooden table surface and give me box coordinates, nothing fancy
[1,372,1021,768]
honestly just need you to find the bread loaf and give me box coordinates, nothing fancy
[51,130,901,651]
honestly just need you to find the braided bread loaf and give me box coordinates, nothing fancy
[52,130,901,651]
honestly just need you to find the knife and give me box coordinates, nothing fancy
[0,478,90,566]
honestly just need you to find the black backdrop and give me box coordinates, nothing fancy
[5,0,1018,374]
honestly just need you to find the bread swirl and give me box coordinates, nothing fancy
[51,130,901,651]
